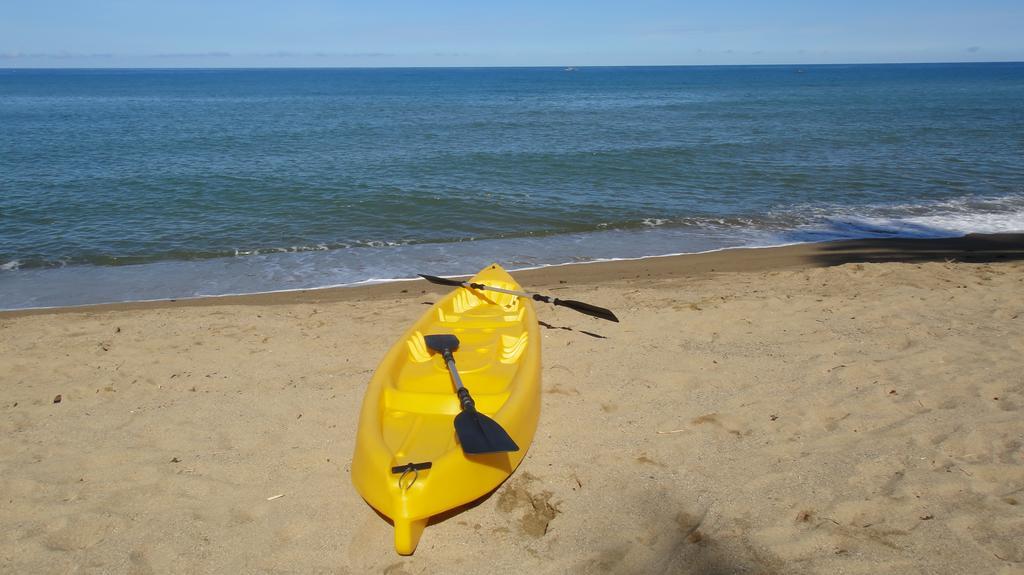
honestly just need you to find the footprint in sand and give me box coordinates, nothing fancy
[568,492,737,574]
[690,413,749,437]
[495,473,561,538]
[42,512,124,552]
[635,452,667,467]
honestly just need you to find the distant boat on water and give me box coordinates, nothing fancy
[564,67,577,72]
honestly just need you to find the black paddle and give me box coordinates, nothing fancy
[418,273,619,323]
[423,334,519,455]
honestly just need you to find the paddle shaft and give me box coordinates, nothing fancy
[462,281,551,303]
[465,281,619,322]
[439,350,475,411]
[418,273,618,322]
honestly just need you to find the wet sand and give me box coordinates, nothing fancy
[2,233,1023,573]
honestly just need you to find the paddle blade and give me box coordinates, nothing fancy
[418,274,466,288]
[454,410,520,454]
[553,299,620,322]
[424,334,460,354]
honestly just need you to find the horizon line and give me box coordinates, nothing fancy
[3,59,1023,71]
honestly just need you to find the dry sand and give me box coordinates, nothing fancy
[2,234,1023,574]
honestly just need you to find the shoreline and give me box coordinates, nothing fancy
[4,232,1022,318]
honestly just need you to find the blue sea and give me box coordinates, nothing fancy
[2,64,1023,310]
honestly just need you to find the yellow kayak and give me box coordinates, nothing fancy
[351,263,542,555]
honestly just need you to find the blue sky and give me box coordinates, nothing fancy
[1,0,1021,67]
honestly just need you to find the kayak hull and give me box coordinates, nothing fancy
[351,264,541,554]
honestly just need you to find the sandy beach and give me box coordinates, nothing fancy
[2,233,1023,574]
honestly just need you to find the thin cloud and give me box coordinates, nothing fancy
[0,51,113,60]
[152,51,394,59]
[339,52,395,58]
[153,52,231,59]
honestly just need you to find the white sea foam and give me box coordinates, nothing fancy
[790,194,1024,241]
[641,218,671,227]
[2,194,1022,311]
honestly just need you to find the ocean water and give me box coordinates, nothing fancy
[2,64,1023,309]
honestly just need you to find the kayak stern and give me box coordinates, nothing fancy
[394,517,428,556]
